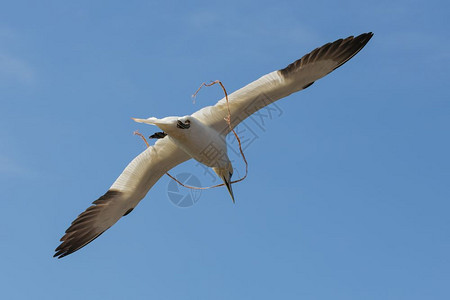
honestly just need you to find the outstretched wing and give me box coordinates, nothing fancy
[54,137,190,258]
[193,33,373,132]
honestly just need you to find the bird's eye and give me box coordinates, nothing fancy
[177,120,191,129]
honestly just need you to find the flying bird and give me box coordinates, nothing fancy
[54,32,373,258]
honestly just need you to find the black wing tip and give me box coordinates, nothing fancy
[331,32,373,70]
[279,32,374,78]
[53,231,105,259]
[53,189,122,259]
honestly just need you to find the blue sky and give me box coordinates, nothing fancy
[1,0,449,299]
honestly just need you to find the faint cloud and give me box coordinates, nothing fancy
[283,26,320,44]
[383,31,450,56]
[0,52,35,84]
[185,10,319,43]
[384,31,436,48]
[0,27,35,85]
[187,10,220,28]
[0,154,35,178]
[0,27,17,39]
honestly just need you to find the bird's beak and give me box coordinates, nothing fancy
[132,117,175,132]
[131,117,159,125]
[222,176,235,204]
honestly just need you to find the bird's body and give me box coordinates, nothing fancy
[152,116,230,170]
[55,32,373,258]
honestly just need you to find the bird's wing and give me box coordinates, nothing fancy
[192,33,373,132]
[54,137,190,258]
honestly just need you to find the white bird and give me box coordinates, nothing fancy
[54,32,373,258]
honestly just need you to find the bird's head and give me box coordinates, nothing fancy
[132,115,193,138]
[213,163,235,203]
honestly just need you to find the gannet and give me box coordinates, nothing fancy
[54,32,373,258]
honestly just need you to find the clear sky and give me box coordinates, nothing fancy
[1,0,449,299]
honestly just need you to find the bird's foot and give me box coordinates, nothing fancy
[149,132,168,139]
